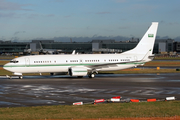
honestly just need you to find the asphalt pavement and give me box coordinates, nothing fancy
[0,73,180,107]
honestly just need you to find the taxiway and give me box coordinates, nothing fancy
[0,73,180,107]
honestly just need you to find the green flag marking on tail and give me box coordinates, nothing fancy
[148,34,154,37]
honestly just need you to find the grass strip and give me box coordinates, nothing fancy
[144,61,180,66]
[0,61,9,65]
[0,56,15,60]
[0,101,179,119]
[154,57,180,60]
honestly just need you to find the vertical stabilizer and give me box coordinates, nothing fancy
[39,41,43,50]
[122,22,158,55]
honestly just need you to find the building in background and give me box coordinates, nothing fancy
[0,39,176,55]
[155,39,174,54]
[173,42,180,52]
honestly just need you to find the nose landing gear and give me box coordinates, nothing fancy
[5,75,23,79]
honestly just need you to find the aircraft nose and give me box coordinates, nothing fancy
[3,63,10,71]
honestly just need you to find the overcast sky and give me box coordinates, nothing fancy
[0,0,180,42]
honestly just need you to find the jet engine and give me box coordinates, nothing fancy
[68,67,87,77]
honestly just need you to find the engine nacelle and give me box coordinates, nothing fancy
[68,67,88,76]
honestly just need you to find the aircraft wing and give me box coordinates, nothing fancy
[86,49,153,70]
[87,49,153,70]
[86,60,143,70]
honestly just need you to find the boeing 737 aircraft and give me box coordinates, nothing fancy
[3,22,158,79]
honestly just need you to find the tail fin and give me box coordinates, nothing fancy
[39,41,43,50]
[122,22,158,55]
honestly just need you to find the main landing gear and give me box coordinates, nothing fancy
[88,70,98,78]
[88,73,95,78]
[19,76,23,79]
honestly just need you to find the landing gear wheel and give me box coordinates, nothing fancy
[19,76,23,79]
[89,73,95,78]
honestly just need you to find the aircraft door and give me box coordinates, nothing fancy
[25,57,30,67]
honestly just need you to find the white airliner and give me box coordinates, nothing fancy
[3,22,158,79]
[39,41,62,54]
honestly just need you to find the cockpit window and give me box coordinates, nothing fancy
[10,60,19,63]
